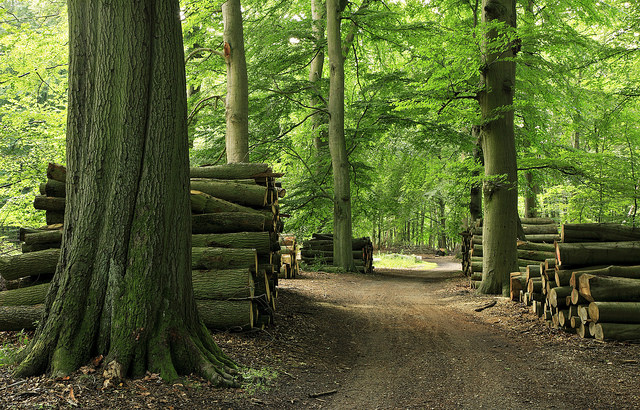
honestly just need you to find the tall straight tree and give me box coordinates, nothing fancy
[310,0,327,151]
[223,0,249,163]
[14,0,236,385]
[326,0,355,271]
[478,0,518,296]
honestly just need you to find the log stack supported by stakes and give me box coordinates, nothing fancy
[463,217,559,289]
[0,162,287,331]
[514,222,640,343]
[279,235,300,279]
[300,233,374,274]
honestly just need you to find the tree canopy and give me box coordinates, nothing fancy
[2,0,640,250]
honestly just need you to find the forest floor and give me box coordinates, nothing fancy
[1,256,640,408]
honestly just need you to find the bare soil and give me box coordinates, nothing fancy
[1,256,640,408]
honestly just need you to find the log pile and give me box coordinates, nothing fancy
[516,223,640,342]
[279,235,300,279]
[464,217,559,284]
[0,162,287,331]
[300,233,374,274]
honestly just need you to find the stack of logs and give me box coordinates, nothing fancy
[300,234,374,274]
[513,223,640,342]
[279,235,299,279]
[466,217,559,284]
[0,162,286,331]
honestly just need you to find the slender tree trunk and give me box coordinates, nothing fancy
[478,0,518,296]
[326,0,354,271]
[310,0,327,151]
[438,197,447,249]
[14,0,236,385]
[470,125,483,221]
[223,0,249,163]
[524,171,537,218]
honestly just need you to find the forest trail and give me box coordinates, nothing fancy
[274,257,640,409]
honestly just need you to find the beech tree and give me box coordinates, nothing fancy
[223,0,250,163]
[478,0,518,295]
[326,0,355,271]
[13,0,236,385]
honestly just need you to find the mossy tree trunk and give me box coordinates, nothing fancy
[478,0,518,296]
[223,0,249,163]
[326,0,355,271]
[14,0,236,386]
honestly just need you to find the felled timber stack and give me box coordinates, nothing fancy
[0,162,286,331]
[190,162,285,329]
[279,235,299,279]
[517,223,640,343]
[300,233,374,274]
[467,217,559,287]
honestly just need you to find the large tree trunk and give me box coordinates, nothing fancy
[223,0,249,163]
[478,0,518,296]
[326,0,355,271]
[14,0,236,386]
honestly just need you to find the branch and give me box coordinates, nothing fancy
[188,95,223,125]
[185,48,225,64]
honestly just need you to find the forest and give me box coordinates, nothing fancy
[1,0,637,251]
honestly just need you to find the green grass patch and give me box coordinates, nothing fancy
[374,253,438,270]
[240,366,278,394]
[0,330,30,367]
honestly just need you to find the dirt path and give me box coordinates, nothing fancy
[270,257,640,409]
[1,257,639,408]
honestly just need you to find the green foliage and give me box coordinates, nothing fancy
[2,0,640,249]
[0,330,30,367]
[240,366,278,394]
[0,1,67,228]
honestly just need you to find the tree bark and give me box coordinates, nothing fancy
[523,171,537,218]
[0,283,50,306]
[192,247,258,271]
[46,163,66,183]
[589,301,640,324]
[578,274,640,302]
[520,217,555,225]
[196,299,253,330]
[469,125,483,221]
[478,0,518,296]
[33,196,66,212]
[190,163,271,179]
[556,241,640,268]
[521,224,557,235]
[326,0,355,272]
[570,265,640,287]
[14,0,236,386]
[190,190,259,214]
[0,305,44,331]
[0,248,60,281]
[190,179,272,207]
[310,0,327,151]
[191,269,254,300]
[561,223,640,243]
[39,179,66,197]
[192,212,265,234]
[24,229,63,245]
[192,232,272,255]
[223,0,249,163]
[593,323,640,342]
